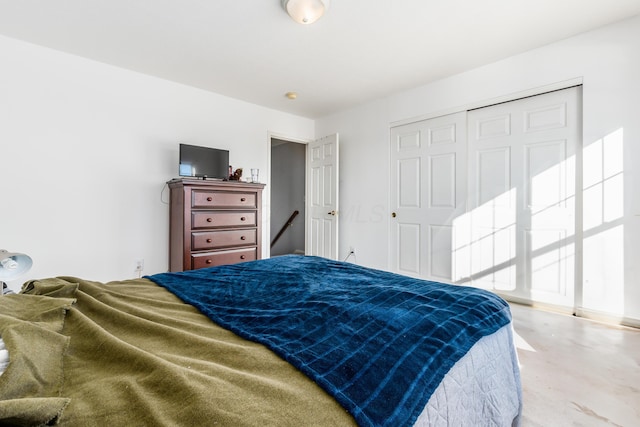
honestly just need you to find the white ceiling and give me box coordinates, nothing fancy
[1,0,639,119]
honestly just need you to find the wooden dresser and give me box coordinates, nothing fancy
[168,179,265,272]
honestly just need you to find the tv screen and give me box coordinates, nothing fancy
[179,143,229,180]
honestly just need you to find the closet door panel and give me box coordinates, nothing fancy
[467,86,580,307]
[390,112,467,280]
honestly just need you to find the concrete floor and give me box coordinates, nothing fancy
[509,303,640,426]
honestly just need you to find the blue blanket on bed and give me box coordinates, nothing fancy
[148,256,511,427]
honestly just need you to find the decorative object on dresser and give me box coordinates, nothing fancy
[229,167,243,181]
[168,179,265,272]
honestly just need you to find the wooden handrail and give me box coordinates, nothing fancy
[271,210,299,248]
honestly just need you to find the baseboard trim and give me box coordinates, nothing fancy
[497,293,640,329]
[575,307,640,329]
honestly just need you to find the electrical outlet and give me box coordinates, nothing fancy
[135,259,144,272]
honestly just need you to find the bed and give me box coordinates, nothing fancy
[0,255,522,426]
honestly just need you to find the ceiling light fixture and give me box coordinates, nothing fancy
[281,0,330,25]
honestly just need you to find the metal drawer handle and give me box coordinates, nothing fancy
[205,259,212,264]
[240,217,246,221]
[240,255,246,260]
[206,218,213,222]
[240,236,246,240]
[206,238,212,243]
[240,197,246,202]
[207,196,213,202]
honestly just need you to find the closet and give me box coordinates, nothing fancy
[390,86,581,307]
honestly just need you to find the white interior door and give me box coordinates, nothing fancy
[307,134,339,259]
[390,113,466,280]
[464,87,580,306]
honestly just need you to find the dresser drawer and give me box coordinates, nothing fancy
[192,229,257,250]
[191,248,257,269]
[192,190,257,209]
[192,211,257,229]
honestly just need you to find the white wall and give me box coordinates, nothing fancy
[2,15,639,323]
[0,35,314,290]
[316,15,640,323]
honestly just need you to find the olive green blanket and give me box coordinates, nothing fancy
[0,277,355,426]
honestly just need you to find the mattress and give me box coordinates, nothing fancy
[0,256,522,426]
[150,255,521,426]
[0,325,521,426]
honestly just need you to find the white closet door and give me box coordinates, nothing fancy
[465,87,581,306]
[390,112,467,281]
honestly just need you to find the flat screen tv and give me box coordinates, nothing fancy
[179,143,229,180]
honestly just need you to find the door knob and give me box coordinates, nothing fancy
[327,210,336,216]
[391,212,397,218]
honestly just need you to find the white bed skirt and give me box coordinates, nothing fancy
[414,325,522,426]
